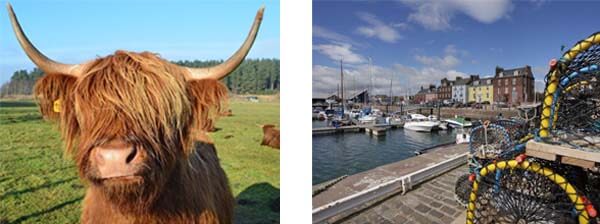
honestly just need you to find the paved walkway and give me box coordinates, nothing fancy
[313,144,468,209]
[337,165,468,223]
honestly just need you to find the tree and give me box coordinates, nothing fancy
[0,58,280,98]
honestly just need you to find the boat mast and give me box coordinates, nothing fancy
[368,57,373,107]
[389,73,393,113]
[340,59,345,116]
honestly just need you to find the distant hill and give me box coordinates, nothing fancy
[0,58,279,98]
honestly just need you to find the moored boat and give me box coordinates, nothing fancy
[404,113,440,132]
[444,116,472,128]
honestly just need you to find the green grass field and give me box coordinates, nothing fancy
[0,99,280,224]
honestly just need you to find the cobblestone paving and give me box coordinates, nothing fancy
[338,165,468,224]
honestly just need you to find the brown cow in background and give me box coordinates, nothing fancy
[261,124,280,149]
[8,4,264,224]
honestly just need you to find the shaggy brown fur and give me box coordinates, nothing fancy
[34,51,233,223]
[260,124,280,149]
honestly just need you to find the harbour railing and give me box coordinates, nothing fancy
[312,152,468,223]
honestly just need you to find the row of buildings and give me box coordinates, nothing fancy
[414,65,535,106]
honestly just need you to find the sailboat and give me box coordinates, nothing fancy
[331,59,351,127]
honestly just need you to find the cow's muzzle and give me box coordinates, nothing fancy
[91,139,144,179]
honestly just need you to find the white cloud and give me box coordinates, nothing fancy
[314,43,365,64]
[393,63,467,89]
[489,47,504,53]
[356,12,402,43]
[414,44,466,69]
[313,43,474,96]
[535,80,546,93]
[313,63,402,97]
[401,0,513,31]
[415,55,460,69]
[532,66,548,76]
[313,25,360,46]
[313,62,469,96]
[392,22,410,29]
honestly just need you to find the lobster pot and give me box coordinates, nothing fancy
[542,33,600,152]
[554,71,600,151]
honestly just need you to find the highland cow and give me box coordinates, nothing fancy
[8,3,264,223]
[261,124,280,149]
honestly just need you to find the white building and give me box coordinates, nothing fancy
[451,75,478,104]
[452,78,468,104]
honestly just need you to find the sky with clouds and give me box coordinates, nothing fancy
[313,0,600,97]
[0,0,279,84]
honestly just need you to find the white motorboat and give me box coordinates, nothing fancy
[386,111,405,126]
[427,115,448,130]
[371,109,384,117]
[385,116,404,126]
[438,121,449,130]
[404,113,440,132]
[358,115,377,124]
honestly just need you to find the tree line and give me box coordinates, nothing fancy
[0,58,279,97]
[174,58,279,94]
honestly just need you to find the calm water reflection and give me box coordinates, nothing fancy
[312,120,456,185]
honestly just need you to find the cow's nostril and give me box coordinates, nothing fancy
[125,147,138,164]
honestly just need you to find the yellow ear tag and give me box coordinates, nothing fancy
[53,99,61,113]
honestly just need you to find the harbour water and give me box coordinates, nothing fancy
[312,120,457,185]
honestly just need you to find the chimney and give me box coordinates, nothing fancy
[496,66,503,76]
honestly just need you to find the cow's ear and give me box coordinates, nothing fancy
[34,74,77,120]
[187,79,229,133]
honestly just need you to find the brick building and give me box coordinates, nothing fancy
[437,78,453,102]
[493,66,535,105]
[415,85,437,104]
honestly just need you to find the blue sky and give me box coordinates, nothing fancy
[313,0,600,96]
[0,0,279,84]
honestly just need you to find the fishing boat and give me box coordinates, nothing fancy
[444,116,473,128]
[404,113,440,132]
[428,115,448,130]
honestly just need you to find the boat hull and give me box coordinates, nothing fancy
[404,121,439,132]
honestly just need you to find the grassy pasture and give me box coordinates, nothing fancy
[0,99,280,224]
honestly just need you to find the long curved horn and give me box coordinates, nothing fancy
[7,3,83,76]
[186,6,264,80]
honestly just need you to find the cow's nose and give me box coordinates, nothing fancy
[93,140,141,178]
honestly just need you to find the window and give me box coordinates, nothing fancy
[486,93,489,98]
[513,87,516,92]
[512,78,516,85]
[505,87,508,94]
[505,79,509,85]
[514,70,519,76]
[487,80,492,85]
